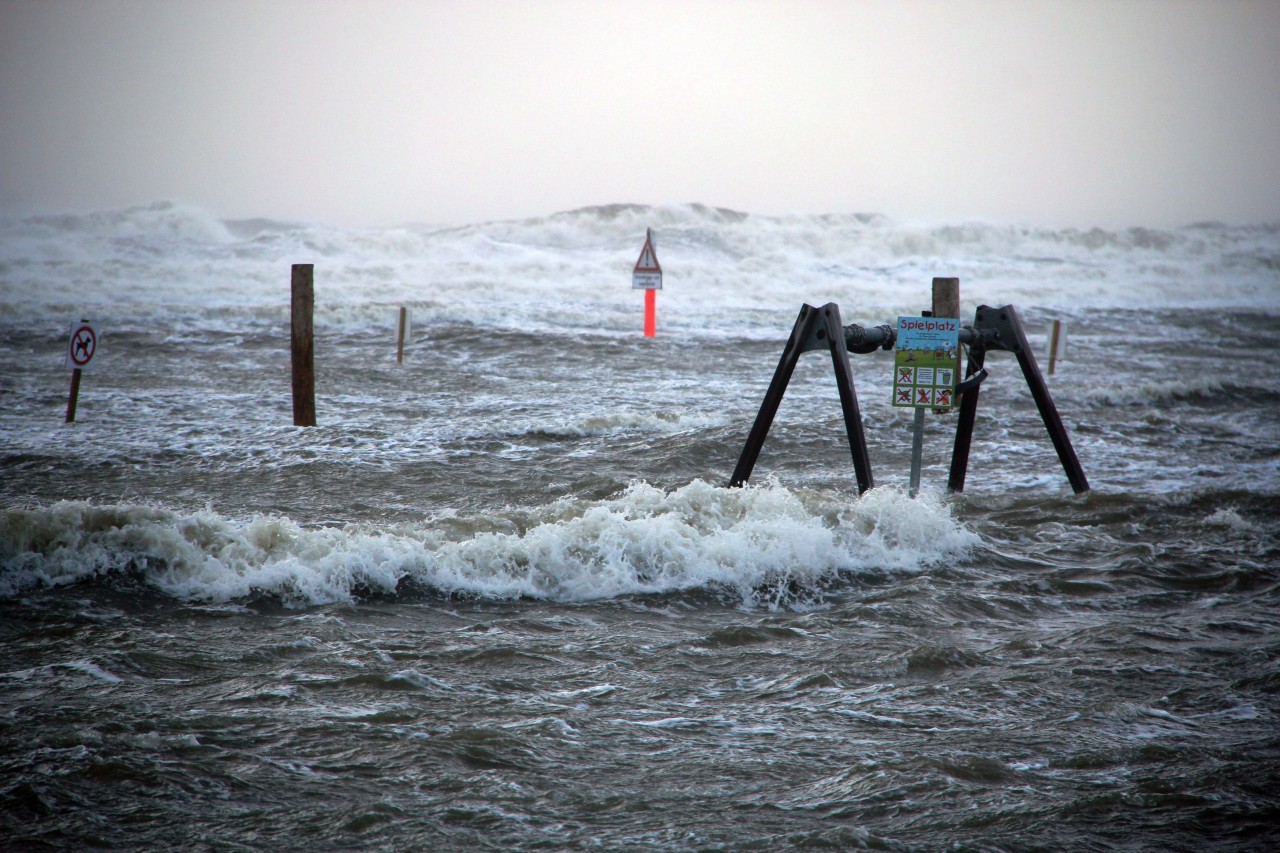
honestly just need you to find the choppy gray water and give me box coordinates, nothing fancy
[2,204,1279,850]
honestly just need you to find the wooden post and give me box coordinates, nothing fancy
[65,369,82,423]
[396,306,408,365]
[291,264,316,427]
[931,277,960,322]
[1047,319,1062,375]
[933,276,961,405]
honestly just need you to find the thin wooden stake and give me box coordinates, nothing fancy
[1047,319,1062,375]
[65,368,82,423]
[396,306,408,365]
[291,264,316,427]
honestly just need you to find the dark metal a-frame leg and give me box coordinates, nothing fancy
[948,304,1089,494]
[729,303,874,493]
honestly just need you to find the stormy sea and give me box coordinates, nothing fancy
[2,202,1278,850]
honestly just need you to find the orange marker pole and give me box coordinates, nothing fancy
[644,288,656,337]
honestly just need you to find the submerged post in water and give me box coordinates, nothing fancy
[291,264,316,427]
[396,306,408,365]
[65,369,82,423]
[1047,319,1063,375]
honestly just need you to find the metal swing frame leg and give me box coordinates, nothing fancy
[947,304,1089,494]
[729,303,874,494]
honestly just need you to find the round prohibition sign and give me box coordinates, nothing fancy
[69,325,97,367]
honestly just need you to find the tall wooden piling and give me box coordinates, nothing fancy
[396,306,408,365]
[291,264,316,427]
[1047,319,1062,375]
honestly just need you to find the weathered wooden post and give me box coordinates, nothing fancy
[65,369,83,423]
[291,264,316,426]
[1047,319,1063,375]
[933,276,962,410]
[396,306,408,365]
[932,277,960,325]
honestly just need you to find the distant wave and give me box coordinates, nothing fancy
[1080,376,1280,407]
[3,202,1278,333]
[0,482,978,608]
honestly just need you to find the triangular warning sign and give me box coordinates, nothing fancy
[634,228,661,273]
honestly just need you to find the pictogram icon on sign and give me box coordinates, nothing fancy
[67,323,98,370]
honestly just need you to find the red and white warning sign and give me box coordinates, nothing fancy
[66,322,99,371]
[632,228,663,290]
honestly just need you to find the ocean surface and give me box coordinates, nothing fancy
[2,202,1278,851]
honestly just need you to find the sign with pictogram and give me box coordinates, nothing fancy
[66,322,99,371]
[892,316,958,409]
[632,228,662,290]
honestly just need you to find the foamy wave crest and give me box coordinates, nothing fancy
[514,411,722,438]
[4,201,1277,333]
[0,483,978,607]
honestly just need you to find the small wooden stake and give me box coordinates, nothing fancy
[396,306,408,365]
[65,368,82,423]
[291,264,316,427]
[1047,319,1062,375]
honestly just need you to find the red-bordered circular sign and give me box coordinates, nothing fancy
[69,324,97,367]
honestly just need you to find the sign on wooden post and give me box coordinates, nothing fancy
[895,306,959,499]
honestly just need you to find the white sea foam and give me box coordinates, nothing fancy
[1079,375,1231,406]
[0,482,978,608]
[3,202,1276,335]
[1203,507,1265,534]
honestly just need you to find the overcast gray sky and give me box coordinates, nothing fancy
[2,0,1278,228]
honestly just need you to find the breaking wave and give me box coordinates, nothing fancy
[3,202,1277,336]
[0,481,978,608]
